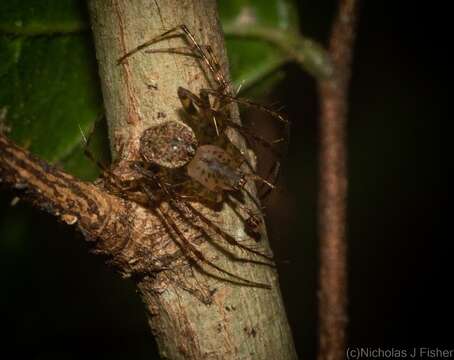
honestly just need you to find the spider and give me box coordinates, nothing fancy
[119,24,287,218]
[83,121,274,293]
[100,25,288,292]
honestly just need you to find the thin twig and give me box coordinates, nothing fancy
[317,0,359,359]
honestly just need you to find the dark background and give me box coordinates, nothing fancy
[0,1,444,359]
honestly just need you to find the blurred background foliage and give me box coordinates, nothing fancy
[0,0,444,359]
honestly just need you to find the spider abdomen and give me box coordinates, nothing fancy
[187,145,245,192]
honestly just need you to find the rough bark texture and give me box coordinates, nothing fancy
[0,133,173,279]
[317,0,359,359]
[87,1,297,359]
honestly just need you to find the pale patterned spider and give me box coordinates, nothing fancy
[105,25,287,292]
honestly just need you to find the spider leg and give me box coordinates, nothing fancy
[203,44,229,92]
[222,196,269,242]
[176,25,229,92]
[200,88,289,125]
[138,173,272,287]
[176,200,274,264]
[205,124,280,216]
[176,191,223,207]
[245,173,275,190]
[257,161,281,202]
[118,24,229,93]
[83,140,109,174]
[136,166,223,206]
[145,186,270,289]
[78,113,103,159]
[216,138,276,192]
[203,99,285,200]
[138,170,273,266]
[222,118,284,158]
[144,46,205,58]
[118,25,187,64]
[239,187,272,222]
[207,133,278,199]
[79,114,124,184]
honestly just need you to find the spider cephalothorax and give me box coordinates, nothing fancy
[139,120,197,169]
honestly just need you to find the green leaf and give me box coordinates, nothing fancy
[0,35,101,159]
[0,34,103,179]
[0,1,103,180]
[0,0,87,35]
[220,0,299,29]
[220,0,332,80]
[219,0,299,92]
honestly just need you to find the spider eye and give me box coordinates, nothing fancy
[187,143,196,156]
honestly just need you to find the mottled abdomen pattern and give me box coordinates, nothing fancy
[187,145,245,192]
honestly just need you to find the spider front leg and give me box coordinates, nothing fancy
[117,25,188,64]
[201,88,289,125]
[117,24,229,92]
[78,113,111,173]
[136,168,272,262]
[175,200,274,264]
[143,45,213,59]
[221,118,285,159]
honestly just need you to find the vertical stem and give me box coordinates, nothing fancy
[317,0,359,359]
[88,1,297,359]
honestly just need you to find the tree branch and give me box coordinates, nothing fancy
[317,0,359,359]
[0,133,177,276]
